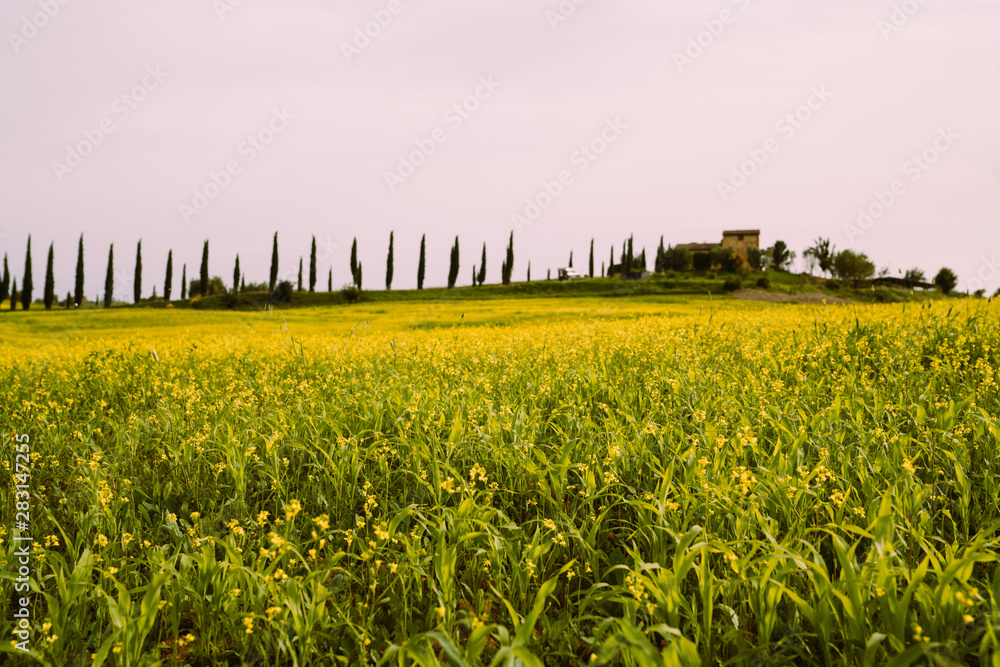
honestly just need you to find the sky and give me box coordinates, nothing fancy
[1,0,999,297]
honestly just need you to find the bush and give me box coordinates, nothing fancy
[693,252,711,272]
[826,280,841,290]
[272,280,294,304]
[723,277,742,292]
[340,284,361,304]
[756,276,771,289]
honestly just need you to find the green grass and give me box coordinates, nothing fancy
[1,299,998,665]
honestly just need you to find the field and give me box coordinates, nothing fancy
[1,297,999,666]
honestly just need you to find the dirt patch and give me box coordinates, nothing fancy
[732,289,849,305]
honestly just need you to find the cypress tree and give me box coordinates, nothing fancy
[10,278,15,311]
[478,243,486,286]
[103,244,114,307]
[0,254,9,305]
[74,234,84,307]
[21,236,33,310]
[309,236,317,292]
[164,250,173,301]
[134,240,142,303]
[609,246,614,276]
[181,264,187,300]
[417,235,426,290]
[356,262,363,290]
[0,255,8,302]
[569,251,573,268]
[501,232,514,285]
[627,235,634,272]
[602,261,605,278]
[385,232,394,290]
[547,269,550,281]
[199,241,209,297]
[233,255,240,294]
[589,239,594,277]
[472,264,476,286]
[241,277,245,292]
[328,268,332,292]
[43,242,55,310]
[269,233,279,292]
[298,258,303,291]
[447,236,460,288]
[350,238,358,287]
[527,262,531,282]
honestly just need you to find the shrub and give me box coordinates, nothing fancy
[934,267,958,295]
[340,284,361,304]
[693,252,711,272]
[756,276,771,289]
[826,280,841,290]
[723,277,742,292]
[272,280,294,304]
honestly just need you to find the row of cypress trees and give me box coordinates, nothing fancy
[0,231,531,310]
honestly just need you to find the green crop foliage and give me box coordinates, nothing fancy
[0,298,998,665]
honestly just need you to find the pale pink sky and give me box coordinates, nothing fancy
[2,0,999,295]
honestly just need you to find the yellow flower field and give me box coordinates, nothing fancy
[1,297,998,665]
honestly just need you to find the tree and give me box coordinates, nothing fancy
[478,243,486,286]
[385,232,394,290]
[417,235,426,290]
[269,233,279,292]
[472,264,476,286]
[746,245,762,271]
[692,252,711,272]
[0,254,9,305]
[103,244,114,307]
[328,268,332,292]
[770,241,794,272]
[309,236,317,292]
[547,269,551,280]
[655,236,666,273]
[589,239,594,277]
[904,268,926,283]
[199,241,209,297]
[233,255,241,294]
[934,267,958,295]
[241,278,245,292]
[164,250,173,301]
[133,240,142,303]
[568,251,573,268]
[43,243,55,310]
[356,262,363,290]
[21,236,33,310]
[803,238,835,276]
[181,264,187,300]
[832,249,875,284]
[298,257,303,291]
[601,261,605,278]
[627,236,634,272]
[501,232,514,285]
[527,262,531,282]
[74,234,84,307]
[447,236,460,288]
[9,278,15,311]
[350,238,358,287]
[664,245,692,272]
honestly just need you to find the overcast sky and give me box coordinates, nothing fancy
[2,0,999,296]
